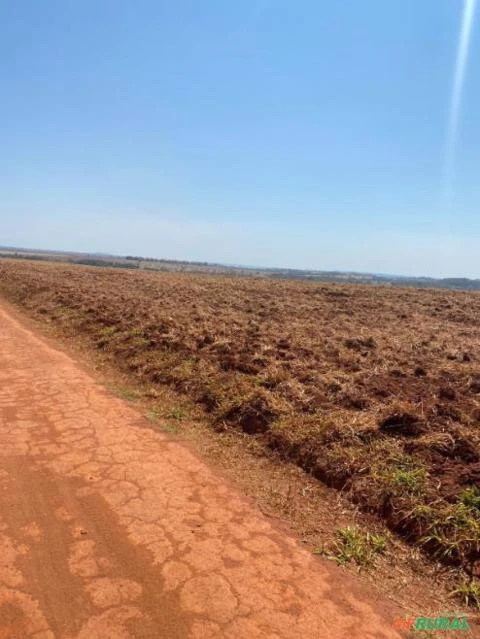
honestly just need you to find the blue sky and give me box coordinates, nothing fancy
[2,1,479,277]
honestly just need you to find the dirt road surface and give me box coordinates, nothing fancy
[0,302,404,638]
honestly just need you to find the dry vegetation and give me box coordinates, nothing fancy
[1,259,480,601]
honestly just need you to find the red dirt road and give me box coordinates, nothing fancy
[0,303,403,638]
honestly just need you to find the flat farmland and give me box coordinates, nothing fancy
[1,259,479,593]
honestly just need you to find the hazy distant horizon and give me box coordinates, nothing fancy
[3,241,480,283]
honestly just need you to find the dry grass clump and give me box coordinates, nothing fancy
[316,525,388,569]
[1,259,480,593]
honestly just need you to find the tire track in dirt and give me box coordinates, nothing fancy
[0,303,403,638]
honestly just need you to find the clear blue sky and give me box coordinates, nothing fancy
[2,1,479,277]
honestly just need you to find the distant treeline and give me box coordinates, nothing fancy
[125,255,222,267]
[0,252,48,262]
[73,258,138,269]
[270,272,480,290]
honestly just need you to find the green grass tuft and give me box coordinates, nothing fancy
[450,580,480,609]
[316,526,387,569]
